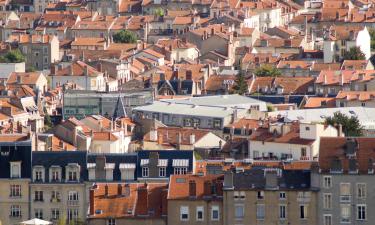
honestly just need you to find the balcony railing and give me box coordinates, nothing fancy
[67,200,79,207]
[340,195,351,202]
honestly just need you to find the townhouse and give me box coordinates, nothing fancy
[336,91,375,107]
[316,137,375,225]
[223,167,318,225]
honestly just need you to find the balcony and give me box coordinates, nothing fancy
[50,198,61,203]
[67,200,79,207]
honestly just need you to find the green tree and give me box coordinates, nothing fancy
[155,7,164,17]
[232,72,248,95]
[369,28,375,50]
[254,65,281,77]
[44,107,53,129]
[0,49,25,63]
[26,66,37,72]
[343,47,366,60]
[113,30,137,43]
[325,112,363,136]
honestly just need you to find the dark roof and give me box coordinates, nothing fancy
[0,141,32,179]
[32,151,88,182]
[87,153,137,181]
[250,95,310,105]
[232,167,311,190]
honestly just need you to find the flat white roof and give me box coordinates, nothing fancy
[269,107,375,129]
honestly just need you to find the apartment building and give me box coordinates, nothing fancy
[0,136,32,225]
[223,167,318,225]
[30,151,88,224]
[167,174,224,225]
[317,137,375,225]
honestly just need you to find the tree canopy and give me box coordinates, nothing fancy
[232,72,248,95]
[343,46,366,60]
[254,65,281,77]
[0,49,25,63]
[325,112,363,137]
[113,30,137,43]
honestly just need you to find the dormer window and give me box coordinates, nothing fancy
[49,166,61,182]
[105,163,115,181]
[33,166,45,182]
[10,162,21,178]
[120,163,136,180]
[173,159,189,175]
[66,164,80,182]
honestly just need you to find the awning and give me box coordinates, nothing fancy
[172,159,189,167]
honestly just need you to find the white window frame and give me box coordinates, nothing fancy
[107,219,116,225]
[323,214,332,225]
[340,204,351,223]
[159,167,166,177]
[256,204,265,220]
[279,204,286,219]
[323,176,332,188]
[356,183,366,199]
[10,184,21,197]
[279,192,286,200]
[68,191,79,201]
[323,193,332,209]
[211,205,220,221]
[357,204,366,220]
[180,206,189,221]
[142,167,149,177]
[196,206,204,221]
[234,204,244,220]
[10,205,21,217]
[10,162,21,178]
[51,208,59,220]
[300,204,308,219]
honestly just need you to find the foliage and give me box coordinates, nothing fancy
[26,66,37,72]
[232,72,248,95]
[155,7,165,17]
[267,104,274,112]
[113,30,137,44]
[325,112,363,137]
[254,65,281,77]
[343,47,366,60]
[370,28,375,50]
[44,107,53,129]
[194,151,203,160]
[0,49,25,63]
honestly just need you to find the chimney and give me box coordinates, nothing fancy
[189,133,195,145]
[324,74,327,84]
[104,184,109,197]
[137,184,149,215]
[340,74,344,86]
[265,170,278,190]
[189,180,196,198]
[157,132,163,145]
[124,184,130,196]
[51,64,56,75]
[89,189,95,215]
[176,132,182,150]
[117,183,123,196]
[211,28,215,35]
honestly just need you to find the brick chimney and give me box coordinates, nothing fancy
[117,183,122,196]
[89,189,95,215]
[189,180,196,198]
[137,184,149,215]
[104,184,109,197]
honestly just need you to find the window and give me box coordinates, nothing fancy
[301,147,307,157]
[51,209,59,220]
[196,206,204,221]
[324,214,332,225]
[257,191,264,199]
[51,191,60,202]
[213,119,221,129]
[51,170,59,181]
[279,205,286,219]
[211,206,219,221]
[323,193,332,209]
[174,167,187,175]
[341,204,351,223]
[305,126,310,131]
[159,167,166,177]
[142,167,149,177]
[34,170,43,182]
[68,171,77,181]
[357,183,366,199]
[10,162,21,178]
[361,102,366,107]
[235,205,244,219]
[68,191,79,201]
[67,208,79,222]
[300,205,308,219]
[256,204,265,219]
[10,185,21,197]
[10,205,21,217]
[107,219,116,225]
[180,206,189,221]
[357,205,366,220]
[323,176,332,188]
[35,209,43,219]
[279,192,286,199]
[340,183,351,202]
[34,191,44,202]
[192,118,200,127]
[184,118,192,127]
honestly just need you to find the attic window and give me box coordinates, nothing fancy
[95,209,103,215]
